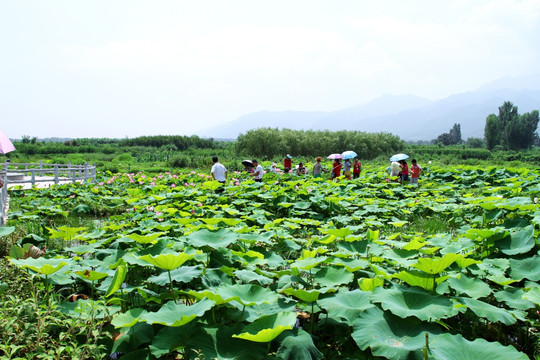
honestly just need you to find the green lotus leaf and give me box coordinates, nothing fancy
[455,297,516,325]
[331,257,369,272]
[352,307,442,360]
[280,288,326,303]
[359,275,385,291]
[147,265,202,286]
[509,255,540,281]
[325,228,353,238]
[187,325,267,360]
[232,312,297,342]
[11,258,70,276]
[366,228,379,241]
[394,270,448,292]
[149,322,198,358]
[111,322,154,356]
[193,284,280,306]
[523,286,540,305]
[412,253,462,274]
[291,256,329,270]
[234,269,273,286]
[313,266,354,287]
[0,282,8,295]
[239,298,297,322]
[276,328,323,360]
[496,225,535,255]
[47,226,87,240]
[447,274,492,299]
[0,226,15,237]
[111,308,146,328]
[139,252,197,271]
[371,286,458,321]
[231,250,265,259]
[105,263,127,297]
[318,289,374,324]
[74,270,109,282]
[141,299,215,327]
[428,332,528,360]
[187,228,238,249]
[494,287,535,310]
[126,232,165,244]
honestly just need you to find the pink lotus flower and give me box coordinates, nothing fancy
[98,182,104,186]
[235,181,240,186]
[70,194,75,198]
[197,203,202,207]
[191,209,195,214]
[171,183,176,188]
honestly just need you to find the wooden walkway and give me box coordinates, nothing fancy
[1,162,97,226]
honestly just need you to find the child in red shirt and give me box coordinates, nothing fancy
[410,159,423,185]
[353,158,361,179]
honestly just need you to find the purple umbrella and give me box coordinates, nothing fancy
[327,153,344,160]
[0,130,16,154]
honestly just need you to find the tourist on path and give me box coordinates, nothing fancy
[251,159,264,182]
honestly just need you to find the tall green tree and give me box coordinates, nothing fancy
[484,114,499,150]
[484,102,539,151]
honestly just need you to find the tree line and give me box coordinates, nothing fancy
[236,128,404,159]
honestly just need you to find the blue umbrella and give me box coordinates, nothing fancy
[342,150,357,159]
[389,153,409,162]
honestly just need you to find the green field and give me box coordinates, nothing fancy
[1,162,540,359]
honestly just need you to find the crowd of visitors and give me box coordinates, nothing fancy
[211,154,423,187]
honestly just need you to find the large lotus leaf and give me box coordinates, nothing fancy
[276,328,323,360]
[187,228,238,249]
[74,270,108,282]
[291,256,329,270]
[141,299,215,327]
[509,255,540,281]
[331,257,369,272]
[280,288,333,303]
[352,307,441,360]
[11,258,70,276]
[412,253,462,274]
[232,312,297,342]
[149,321,199,358]
[139,252,196,271]
[0,226,16,237]
[147,265,202,286]
[234,269,273,286]
[314,266,354,287]
[359,275,385,292]
[447,274,492,299]
[371,286,458,321]
[394,270,448,292]
[428,332,528,360]
[494,287,535,311]
[455,297,516,325]
[496,225,535,255]
[187,325,267,360]
[112,308,146,328]
[239,298,297,322]
[126,232,165,244]
[336,240,369,254]
[318,290,374,324]
[195,284,280,306]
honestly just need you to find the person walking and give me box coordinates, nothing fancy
[353,158,362,179]
[211,156,228,184]
[331,159,342,180]
[251,159,264,182]
[343,158,352,180]
[410,159,423,185]
[312,156,327,178]
[283,155,292,173]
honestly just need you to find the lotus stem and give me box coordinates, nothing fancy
[423,332,429,360]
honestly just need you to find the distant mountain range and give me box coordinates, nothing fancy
[200,74,540,141]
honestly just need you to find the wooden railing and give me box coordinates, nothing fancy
[0,161,97,226]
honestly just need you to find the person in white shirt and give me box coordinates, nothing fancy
[211,156,228,183]
[250,159,264,182]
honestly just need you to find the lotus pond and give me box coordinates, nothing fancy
[3,165,540,359]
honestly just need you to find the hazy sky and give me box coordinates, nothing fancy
[1,0,539,139]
